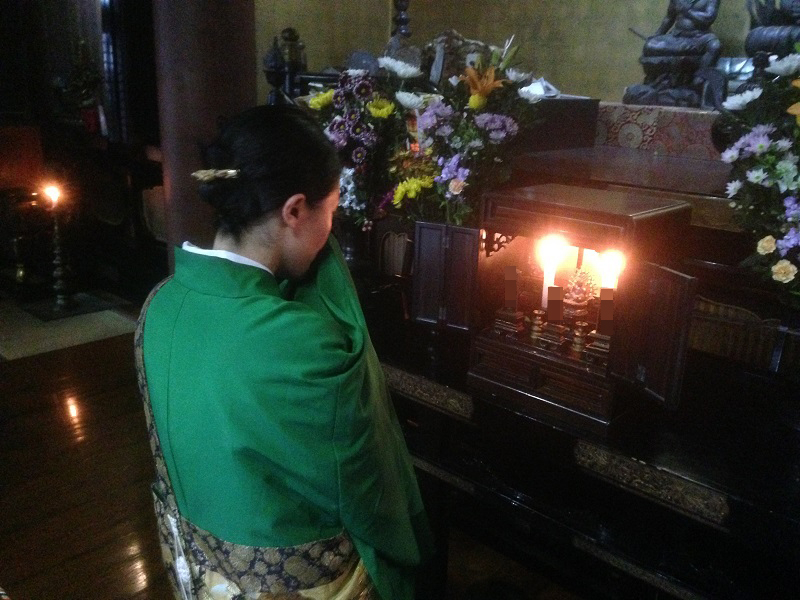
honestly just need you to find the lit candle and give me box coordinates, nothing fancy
[44,185,60,208]
[597,287,614,335]
[548,285,563,322]
[537,234,568,309]
[598,250,625,289]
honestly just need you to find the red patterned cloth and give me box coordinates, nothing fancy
[595,102,719,160]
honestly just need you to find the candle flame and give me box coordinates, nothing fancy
[536,234,568,270]
[599,250,625,289]
[44,186,60,205]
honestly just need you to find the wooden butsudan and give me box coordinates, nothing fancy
[468,261,697,434]
[411,221,480,331]
[467,184,698,435]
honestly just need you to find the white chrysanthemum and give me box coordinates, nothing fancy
[746,167,769,184]
[345,69,367,76]
[505,68,531,83]
[378,56,422,79]
[395,91,424,110]
[518,81,546,103]
[775,138,794,151]
[766,53,800,76]
[721,147,739,163]
[725,180,743,198]
[722,88,763,111]
[448,75,460,87]
[339,168,364,214]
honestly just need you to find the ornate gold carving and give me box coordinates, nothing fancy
[382,363,474,420]
[574,440,729,526]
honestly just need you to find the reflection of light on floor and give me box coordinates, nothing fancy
[126,539,149,593]
[65,396,86,443]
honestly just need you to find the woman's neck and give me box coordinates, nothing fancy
[213,227,280,274]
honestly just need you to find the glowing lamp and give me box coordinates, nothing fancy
[44,186,60,207]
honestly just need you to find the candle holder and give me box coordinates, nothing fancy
[493,307,525,336]
[43,187,71,312]
[51,208,70,311]
[584,330,611,368]
[530,309,546,338]
[571,320,590,359]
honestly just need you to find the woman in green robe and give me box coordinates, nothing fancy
[137,105,431,600]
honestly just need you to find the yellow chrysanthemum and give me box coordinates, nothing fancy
[792,79,800,89]
[308,89,334,110]
[393,176,434,208]
[367,98,395,118]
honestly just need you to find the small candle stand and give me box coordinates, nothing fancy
[44,186,70,311]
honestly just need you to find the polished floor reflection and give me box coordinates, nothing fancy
[0,334,581,600]
[0,334,172,599]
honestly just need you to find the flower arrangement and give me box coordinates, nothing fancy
[306,37,544,228]
[717,52,800,296]
[387,43,542,227]
[308,68,407,228]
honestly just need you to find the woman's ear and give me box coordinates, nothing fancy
[281,193,307,229]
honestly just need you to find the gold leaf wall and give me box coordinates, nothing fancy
[255,1,750,103]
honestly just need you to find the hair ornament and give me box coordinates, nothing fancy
[191,168,239,182]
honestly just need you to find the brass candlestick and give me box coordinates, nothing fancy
[51,210,69,310]
[44,186,70,311]
[531,309,545,338]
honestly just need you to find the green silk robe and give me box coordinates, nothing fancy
[143,237,432,600]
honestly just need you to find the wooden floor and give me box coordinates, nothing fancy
[0,334,173,599]
[0,333,577,600]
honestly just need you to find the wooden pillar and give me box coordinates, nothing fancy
[153,0,257,269]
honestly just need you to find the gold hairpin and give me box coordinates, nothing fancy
[191,169,239,182]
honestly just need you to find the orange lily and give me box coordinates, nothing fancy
[461,66,507,97]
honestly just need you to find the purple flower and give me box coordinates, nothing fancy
[352,146,367,164]
[357,129,378,148]
[785,196,800,220]
[352,78,373,100]
[345,108,360,123]
[431,101,454,119]
[333,89,347,109]
[379,187,396,210]
[325,128,348,149]
[435,124,454,138]
[417,101,455,135]
[330,117,347,133]
[435,154,470,184]
[325,118,349,149]
[777,227,800,256]
[751,124,777,137]
[745,133,772,156]
[474,113,519,143]
[349,120,367,137]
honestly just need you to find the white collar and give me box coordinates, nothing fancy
[181,241,273,275]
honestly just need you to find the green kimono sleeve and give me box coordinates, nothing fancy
[290,236,434,600]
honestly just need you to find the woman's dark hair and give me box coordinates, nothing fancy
[198,104,341,239]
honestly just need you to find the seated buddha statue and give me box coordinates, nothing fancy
[624,0,722,107]
[745,0,800,58]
